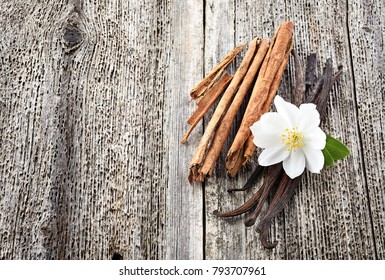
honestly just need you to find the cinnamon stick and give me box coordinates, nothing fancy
[238,36,294,168]
[236,135,256,176]
[226,22,294,176]
[181,72,232,143]
[188,38,259,183]
[189,44,245,99]
[198,39,269,177]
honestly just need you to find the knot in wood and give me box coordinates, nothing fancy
[62,24,84,53]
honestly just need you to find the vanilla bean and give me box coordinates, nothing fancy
[307,75,324,103]
[227,165,264,193]
[256,174,301,248]
[213,164,281,221]
[214,167,265,220]
[313,58,333,119]
[263,176,299,221]
[292,50,305,106]
[244,164,283,227]
[332,65,343,86]
[306,60,343,120]
[315,65,343,119]
[258,222,278,249]
[305,53,317,91]
[213,188,263,217]
[262,174,295,220]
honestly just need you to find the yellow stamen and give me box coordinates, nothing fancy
[281,127,304,152]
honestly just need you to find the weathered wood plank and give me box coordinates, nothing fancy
[203,0,247,260]
[0,0,204,260]
[347,0,385,259]
[164,0,204,259]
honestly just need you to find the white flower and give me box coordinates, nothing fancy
[250,95,326,179]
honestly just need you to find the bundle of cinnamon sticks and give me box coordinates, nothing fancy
[182,22,294,183]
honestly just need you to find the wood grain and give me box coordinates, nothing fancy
[347,0,385,259]
[0,0,203,260]
[0,0,384,260]
[164,0,204,259]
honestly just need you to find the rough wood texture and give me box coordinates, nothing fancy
[0,0,384,259]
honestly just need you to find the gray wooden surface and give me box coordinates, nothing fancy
[0,0,384,260]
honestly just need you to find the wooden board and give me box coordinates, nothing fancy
[0,0,384,260]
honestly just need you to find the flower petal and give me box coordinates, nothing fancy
[303,127,326,149]
[251,121,282,148]
[298,103,320,131]
[259,112,289,134]
[283,149,306,179]
[258,145,290,166]
[302,147,325,173]
[274,95,300,127]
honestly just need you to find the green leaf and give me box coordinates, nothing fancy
[322,148,335,167]
[325,134,350,160]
